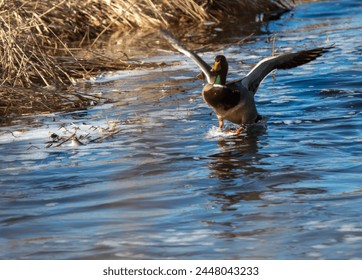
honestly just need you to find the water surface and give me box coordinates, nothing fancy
[1,0,362,259]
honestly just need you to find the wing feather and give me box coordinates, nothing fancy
[160,29,212,83]
[241,46,333,93]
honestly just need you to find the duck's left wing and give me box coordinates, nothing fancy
[160,29,212,84]
[240,46,333,94]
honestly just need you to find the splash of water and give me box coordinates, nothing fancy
[206,126,240,139]
[206,118,268,139]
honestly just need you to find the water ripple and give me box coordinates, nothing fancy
[1,0,362,260]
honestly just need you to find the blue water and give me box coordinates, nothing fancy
[0,0,361,259]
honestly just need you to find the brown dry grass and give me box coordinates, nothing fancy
[0,0,312,118]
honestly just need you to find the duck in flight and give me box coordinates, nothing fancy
[161,29,332,134]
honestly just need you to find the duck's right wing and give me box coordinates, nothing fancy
[160,29,212,84]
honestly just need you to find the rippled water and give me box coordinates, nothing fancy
[1,0,361,259]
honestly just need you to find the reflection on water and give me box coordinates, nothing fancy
[210,134,264,180]
[1,0,362,259]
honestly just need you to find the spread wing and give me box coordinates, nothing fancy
[239,46,333,94]
[160,29,212,84]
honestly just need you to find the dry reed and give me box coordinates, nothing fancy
[0,0,307,118]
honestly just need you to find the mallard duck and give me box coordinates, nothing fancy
[161,29,332,134]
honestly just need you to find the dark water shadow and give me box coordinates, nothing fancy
[208,133,264,183]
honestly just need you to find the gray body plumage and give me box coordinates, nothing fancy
[202,81,258,125]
